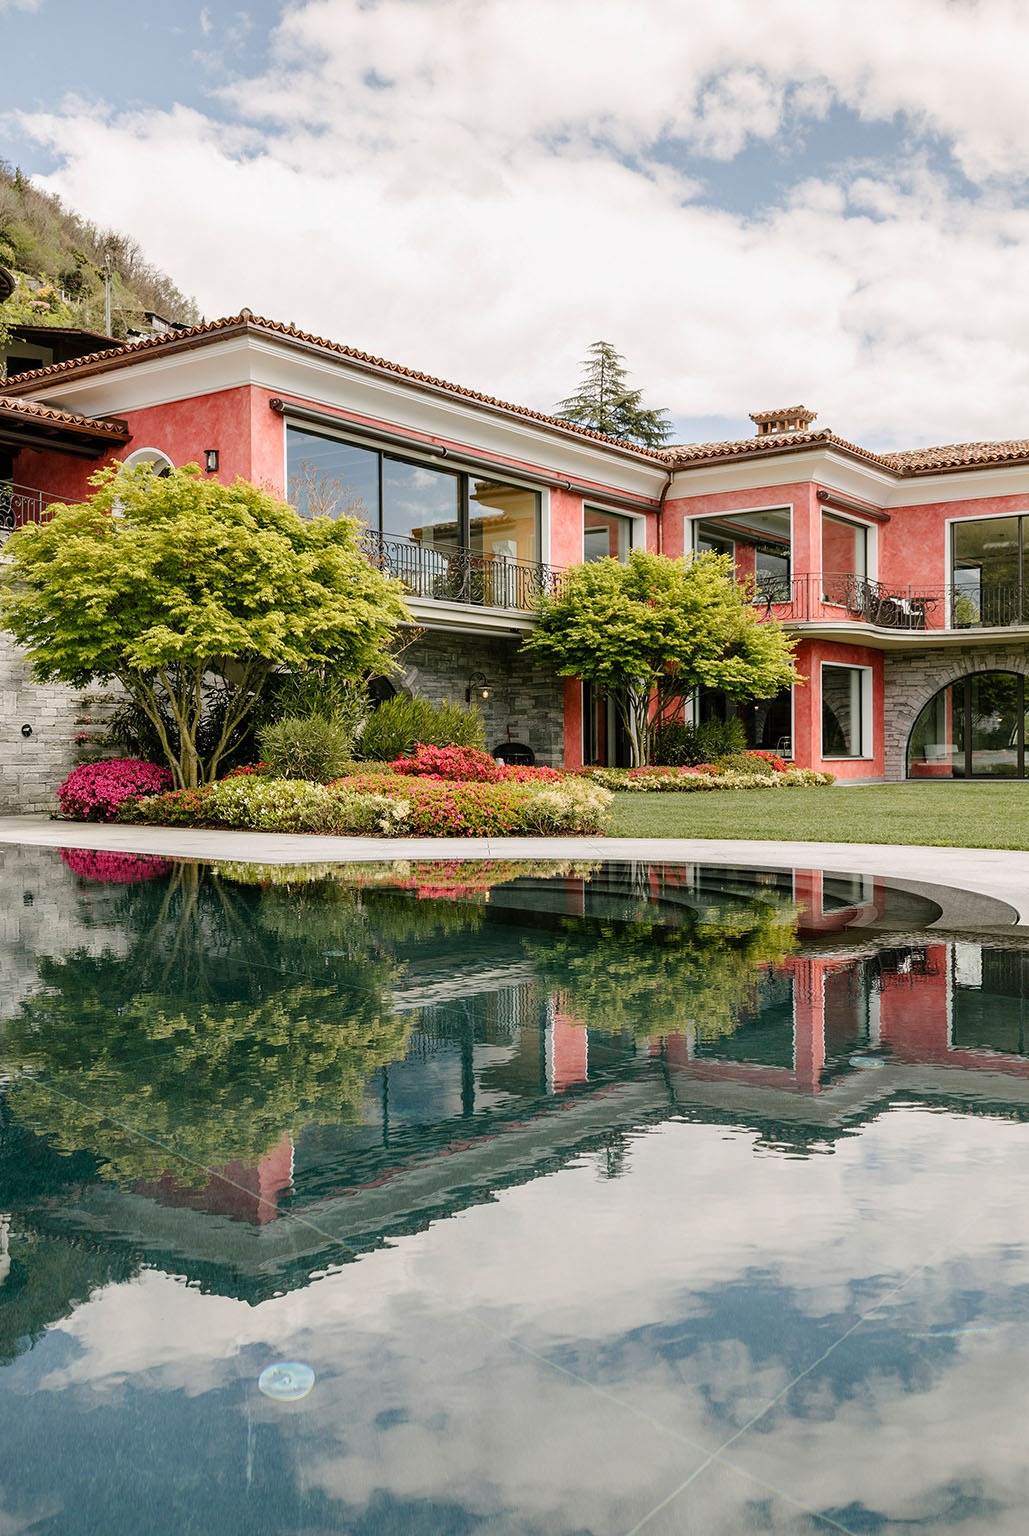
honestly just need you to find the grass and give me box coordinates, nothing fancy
[608,782,1029,849]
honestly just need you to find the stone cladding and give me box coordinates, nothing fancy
[883,640,1029,780]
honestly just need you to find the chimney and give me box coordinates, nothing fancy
[749,406,816,437]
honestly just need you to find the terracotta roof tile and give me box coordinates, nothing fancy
[0,393,130,439]
[2,313,668,460]
[883,440,1029,473]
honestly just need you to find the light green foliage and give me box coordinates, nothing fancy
[263,670,370,739]
[357,694,486,760]
[516,779,613,833]
[582,765,833,791]
[0,463,411,787]
[524,549,799,765]
[257,714,356,781]
[555,341,672,448]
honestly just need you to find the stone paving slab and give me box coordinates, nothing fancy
[1,814,1028,928]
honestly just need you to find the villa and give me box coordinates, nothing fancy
[3,307,1029,806]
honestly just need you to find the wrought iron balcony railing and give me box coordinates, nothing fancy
[752,573,944,630]
[359,531,562,613]
[0,482,66,542]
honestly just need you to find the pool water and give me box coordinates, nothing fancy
[1,849,1029,1533]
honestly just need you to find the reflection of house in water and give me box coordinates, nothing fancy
[4,863,1029,1319]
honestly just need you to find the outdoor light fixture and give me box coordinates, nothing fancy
[465,672,490,703]
[204,449,219,473]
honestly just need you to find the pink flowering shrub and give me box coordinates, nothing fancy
[390,743,562,784]
[58,758,173,822]
[60,848,174,884]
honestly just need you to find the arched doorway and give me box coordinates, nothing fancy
[907,671,1028,778]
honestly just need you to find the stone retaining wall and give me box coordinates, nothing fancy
[399,631,564,766]
[883,641,1029,779]
[0,632,88,813]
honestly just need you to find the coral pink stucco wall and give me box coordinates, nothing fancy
[792,638,885,778]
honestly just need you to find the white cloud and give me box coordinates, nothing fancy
[16,0,1029,446]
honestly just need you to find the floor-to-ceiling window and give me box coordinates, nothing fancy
[822,664,871,759]
[698,685,794,757]
[907,671,1029,777]
[952,516,1029,627]
[691,508,792,601]
[821,513,869,605]
[286,426,541,555]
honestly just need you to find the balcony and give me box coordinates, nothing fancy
[0,482,65,541]
[359,531,562,614]
[753,574,946,631]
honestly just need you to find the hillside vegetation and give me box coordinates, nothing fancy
[0,162,199,339]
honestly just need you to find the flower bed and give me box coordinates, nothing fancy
[118,771,612,837]
[577,764,834,792]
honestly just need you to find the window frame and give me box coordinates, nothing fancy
[284,422,543,558]
[820,662,873,760]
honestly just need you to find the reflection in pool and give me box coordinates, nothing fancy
[0,849,1028,1532]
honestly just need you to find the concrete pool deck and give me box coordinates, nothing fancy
[1,813,1027,930]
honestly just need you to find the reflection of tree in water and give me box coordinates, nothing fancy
[0,865,410,1183]
[528,895,798,1040]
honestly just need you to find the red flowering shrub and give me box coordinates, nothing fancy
[390,743,562,784]
[60,848,174,884]
[745,749,789,773]
[390,744,500,781]
[58,759,173,822]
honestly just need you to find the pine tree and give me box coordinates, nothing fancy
[555,341,673,449]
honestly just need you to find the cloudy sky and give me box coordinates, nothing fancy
[5,0,1029,448]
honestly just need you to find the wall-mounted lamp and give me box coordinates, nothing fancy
[20,724,32,738]
[465,671,491,704]
[204,449,219,473]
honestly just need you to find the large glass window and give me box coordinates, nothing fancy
[952,515,1027,626]
[469,481,537,563]
[285,425,541,559]
[908,671,1029,778]
[584,508,632,563]
[382,458,460,548]
[698,686,793,757]
[822,665,869,758]
[692,508,791,600]
[286,428,380,524]
[821,513,868,605]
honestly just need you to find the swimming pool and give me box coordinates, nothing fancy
[0,848,1026,1533]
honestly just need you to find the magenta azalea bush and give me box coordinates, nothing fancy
[58,758,173,822]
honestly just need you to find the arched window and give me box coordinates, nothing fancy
[121,447,174,477]
[907,671,1027,778]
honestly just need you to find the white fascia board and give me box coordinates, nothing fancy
[405,597,536,635]
[668,449,894,505]
[885,465,1029,506]
[30,334,667,502]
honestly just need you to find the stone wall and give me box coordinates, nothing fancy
[883,640,1029,779]
[0,632,89,814]
[398,631,565,766]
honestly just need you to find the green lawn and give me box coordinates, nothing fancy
[608,782,1029,849]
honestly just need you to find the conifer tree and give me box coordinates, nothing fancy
[556,341,673,448]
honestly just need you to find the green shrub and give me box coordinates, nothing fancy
[650,715,747,766]
[357,695,485,761]
[717,751,777,776]
[257,714,355,782]
[263,672,370,738]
